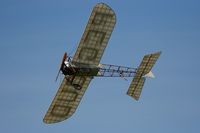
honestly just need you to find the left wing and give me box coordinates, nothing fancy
[72,3,116,66]
[43,76,92,124]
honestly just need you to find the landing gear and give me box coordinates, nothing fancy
[65,76,82,90]
[72,83,82,90]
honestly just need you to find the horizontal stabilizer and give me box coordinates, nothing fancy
[127,51,161,100]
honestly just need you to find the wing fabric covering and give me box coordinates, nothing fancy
[127,51,161,101]
[43,3,116,124]
[43,76,92,123]
[72,3,116,66]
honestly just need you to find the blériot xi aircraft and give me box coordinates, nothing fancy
[43,3,161,124]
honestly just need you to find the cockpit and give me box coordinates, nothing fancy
[61,60,76,75]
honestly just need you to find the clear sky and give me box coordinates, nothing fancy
[0,0,200,133]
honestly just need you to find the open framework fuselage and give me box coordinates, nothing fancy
[61,60,137,78]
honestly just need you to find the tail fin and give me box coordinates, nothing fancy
[127,51,161,100]
[143,71,155,78]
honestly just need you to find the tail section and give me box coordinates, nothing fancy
[127,51,161,100]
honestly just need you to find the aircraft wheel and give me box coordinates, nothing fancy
[73,84,82,90]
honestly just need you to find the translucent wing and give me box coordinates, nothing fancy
[43,3,116,123]
[72,3,116,66]
[43,76,92,124]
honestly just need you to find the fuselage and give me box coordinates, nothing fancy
[61,61,99,76]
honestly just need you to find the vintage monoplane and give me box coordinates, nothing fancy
[43,3,161,124]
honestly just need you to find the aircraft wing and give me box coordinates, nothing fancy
[43,3,116,124]
[43,76,92,124]
[72,3,116,66]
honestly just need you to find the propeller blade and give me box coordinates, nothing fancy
[55,52,68,82]
[55,70,61,82]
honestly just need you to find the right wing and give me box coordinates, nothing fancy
[127,51,161,100]
[43,76,92,124]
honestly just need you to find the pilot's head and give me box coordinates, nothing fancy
[64,61,70,67]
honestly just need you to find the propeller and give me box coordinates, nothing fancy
[55,52,67,82]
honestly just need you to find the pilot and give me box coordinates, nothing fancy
[61,60,75,75]
[64,60,70,67]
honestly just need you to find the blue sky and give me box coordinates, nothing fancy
[0,0,200,133]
